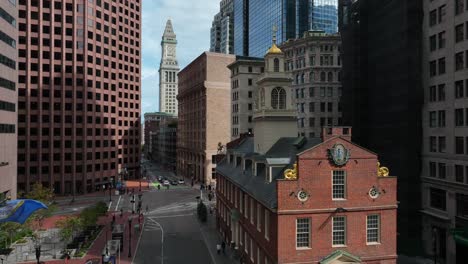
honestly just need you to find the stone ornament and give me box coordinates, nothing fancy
[328,144,350,166]
[297,190,309,202]
[369,187,380,199]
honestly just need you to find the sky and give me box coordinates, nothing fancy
[141,0,220,115]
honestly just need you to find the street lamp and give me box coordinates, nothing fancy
[128,217,133,258]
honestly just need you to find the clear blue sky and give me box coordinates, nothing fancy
[141,0,219,115]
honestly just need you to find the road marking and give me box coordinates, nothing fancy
[150,213,194,219]
[114,195,122,211]
[108,201,113,211]
[132,217,145,264]
[147,217,164,264]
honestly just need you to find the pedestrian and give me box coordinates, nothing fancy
[216,244,221,255]
[221,241,226,254]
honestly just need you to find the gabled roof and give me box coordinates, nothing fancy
[320,250,361,264]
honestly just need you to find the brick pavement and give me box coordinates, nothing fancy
[18,212,144,264]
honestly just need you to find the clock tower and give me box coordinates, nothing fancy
[159,19,179,115]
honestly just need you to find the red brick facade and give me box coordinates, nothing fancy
[216,128,397,264]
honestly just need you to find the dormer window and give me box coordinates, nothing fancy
[229,154,234,165]
[256,163,266,177]
[245,159,252,171]
[271,87,286,109]
[236,156,242,167]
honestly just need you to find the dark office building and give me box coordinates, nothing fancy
[234,0,338,57]
[339,0,424,255]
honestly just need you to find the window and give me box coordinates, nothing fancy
[250,198,254,224]
[438,163,446,179]
[429,86,436,101]
[438,5,446,23]
[367,215,380,244]
[429,162,437,177]
[455,24,464,42]
[455,165,464,183]
[429,61,437,77]
[456,137,465,154]
[455,0,464,15]
[456,109,464,126]
[332,170,346,199]
[430,136,437,152]
[271,87,286,109]
[429,111,436,127]
[332,216,346,246]
[438,110,445,127]
[456,52,465,71]
[296,218,310,248]
[438,84,445,101]
[438,136,446,153]
[264,209,269,240]
[429,9,437,26]
[430,188,446,211]
[455,81,464,98]
[438,58,446,74]
[256,203,261,231]
[438,31,446,49]
[430,35,437,51]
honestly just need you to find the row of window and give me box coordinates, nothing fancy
[293,71,341,84]
[429,161,468,184]
[0,124,15,133]
[18,162,118,175]
[429,52,468,77]
[0,76,15,91]
[297,117,343,128]
[429,4,446,27]
[17,127,138,138]
[0,30,15,48]
[295,86,342,99]
[21,0,140,13]
[428,136,468,155]
[297,102,343,113]
[0,100,15,112]
[295,215,380,248]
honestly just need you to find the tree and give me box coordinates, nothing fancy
[24,183,56,230]
[57,216,82,242]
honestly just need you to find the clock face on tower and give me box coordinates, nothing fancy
[166,45,175,57]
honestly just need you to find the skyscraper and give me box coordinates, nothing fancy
[210,0,234,54]
[17,0,142,195]
[159,19,179,115]
[234,0,338,57]
[420,0,468,262]
[0,0,18,200]
[339,0,423,255]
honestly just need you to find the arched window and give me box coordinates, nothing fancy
[320,72,326,82]
[274,58,280,72]
[271,87,286,109]
[328,72,333,82]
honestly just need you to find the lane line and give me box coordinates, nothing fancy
[114,195,122,211]
[131,217,145,264]
[108,201,113,211]
[148,217,164,264]
[150,213,194,219]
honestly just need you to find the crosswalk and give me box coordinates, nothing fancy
[147,201,198,215]
[144,218,162,231]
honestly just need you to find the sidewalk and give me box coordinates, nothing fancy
[199,209,238,264]
[16,212,144,264]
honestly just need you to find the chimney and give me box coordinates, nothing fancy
[321,127,352,142]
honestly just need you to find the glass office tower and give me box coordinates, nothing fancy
[234,0,338,57]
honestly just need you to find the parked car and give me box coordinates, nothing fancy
[163,180,170,186]
[178,179,185,184]
[170,180,178,186]
[158,176,163,182]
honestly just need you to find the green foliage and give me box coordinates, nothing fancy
[0,222,32,249]
[79,202,107,228]
[197,201,208,223]
[23,183,57,230]
[57,216,82,242]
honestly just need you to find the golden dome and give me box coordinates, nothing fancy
[267,43,283,54]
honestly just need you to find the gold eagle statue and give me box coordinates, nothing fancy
[377,162,390,177]
[284,162,298,180]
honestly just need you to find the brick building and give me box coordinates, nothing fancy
[17,0,142,194]
[177,52,235,185]
[215,42,397,264]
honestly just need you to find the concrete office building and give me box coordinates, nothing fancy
[234,0,338,57]
[177,52,235,185]
[17,0,142,194]
[228,56,264,139]
[339,0,423,255]
[281,30,342,138]
[159,19,179,115]
[210,0,234,54]
[144,112,176,160]
[420,0,468,262]
[0,0,18,200]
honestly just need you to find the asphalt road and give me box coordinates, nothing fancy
[132,160,214,264]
